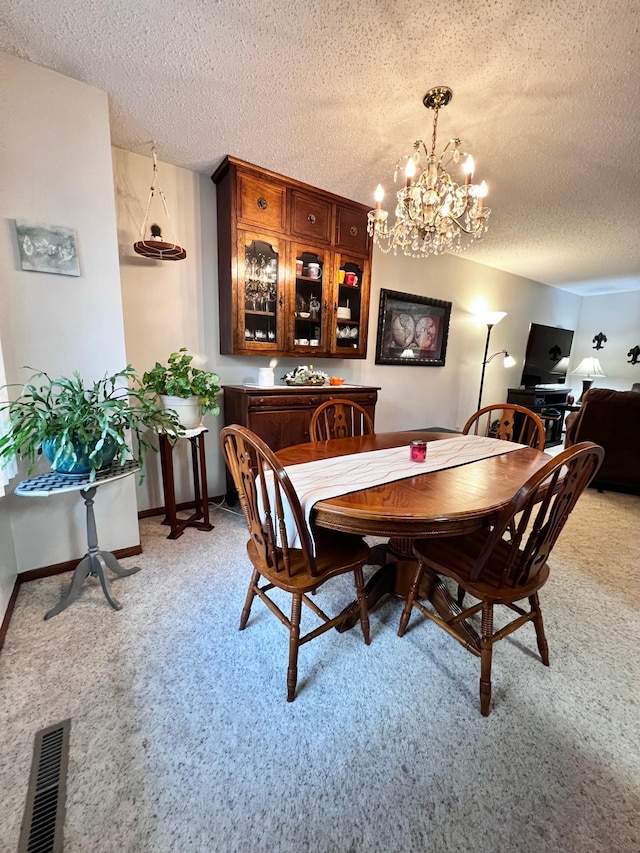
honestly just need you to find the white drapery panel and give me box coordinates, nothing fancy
[0,336,17,496]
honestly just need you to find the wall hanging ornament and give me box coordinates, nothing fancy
[627,345,640,365]
[592,332,607,350]
[133,145,186,260]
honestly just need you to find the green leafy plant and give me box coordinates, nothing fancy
[0,365,183,482]
[142,348,221,416]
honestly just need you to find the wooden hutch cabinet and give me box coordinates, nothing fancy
[212,156,373,359]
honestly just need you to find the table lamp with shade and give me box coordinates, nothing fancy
[570,357,606,402]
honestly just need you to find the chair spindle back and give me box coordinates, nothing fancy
[220,425,317,577]
[309,399,375,441]
[463,404,546,450]
[471,442,604,589]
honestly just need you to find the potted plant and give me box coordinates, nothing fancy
[0,365,182,482]
[142,348,221,429]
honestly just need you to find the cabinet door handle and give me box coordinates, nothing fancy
[350,226,358,236]
[307,214,316,224]
[333,302,338,314]
[257,197,268,210]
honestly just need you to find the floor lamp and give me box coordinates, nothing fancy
[476,311,514,410]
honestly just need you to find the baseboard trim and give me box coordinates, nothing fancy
[0,495,224,653]
[18,545,143,584]
[138,495,225,519]
[0,579,20,655]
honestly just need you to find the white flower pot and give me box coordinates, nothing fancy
[160,395,202,430]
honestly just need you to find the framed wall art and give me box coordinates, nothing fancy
[375,288,452,367]
[14,221,80,276]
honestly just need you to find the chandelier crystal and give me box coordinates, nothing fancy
[367,86,491,258]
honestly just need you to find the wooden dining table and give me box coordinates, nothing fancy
[277,430,554,630]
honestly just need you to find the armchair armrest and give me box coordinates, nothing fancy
[564,411,580,447]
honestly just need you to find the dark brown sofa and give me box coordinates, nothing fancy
[565,387,640,492]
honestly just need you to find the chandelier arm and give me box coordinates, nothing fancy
[440,212,481,235]
[437,139,453,169]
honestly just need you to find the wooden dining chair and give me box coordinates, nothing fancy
[309,399,375,441]
[220,424,371,702]
[463,403,546,451]
[458,403,547,606]
[397,441,604,716]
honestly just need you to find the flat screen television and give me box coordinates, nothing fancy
[520,322,574,388]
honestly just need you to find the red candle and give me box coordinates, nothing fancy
[410,440,427,462]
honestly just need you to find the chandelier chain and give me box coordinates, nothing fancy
[430,105,439,157]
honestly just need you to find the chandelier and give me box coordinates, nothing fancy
[367,86,490,258]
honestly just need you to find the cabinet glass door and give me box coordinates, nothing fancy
[238,233,282,352]
[331,253,370,357]
[290,244,330,354]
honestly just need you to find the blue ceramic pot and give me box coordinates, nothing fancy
[42,435,119,476]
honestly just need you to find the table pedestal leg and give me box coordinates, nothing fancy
[336,536,471,635]
[44,487,140,620]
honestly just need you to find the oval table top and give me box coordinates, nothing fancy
[277,430,553,539]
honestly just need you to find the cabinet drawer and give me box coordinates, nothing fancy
[237,172,286,232]
[246,390,378,411]
[335,204,369,254]
[248,393,325,410]
[290,191,332,244]
[331,392,378,405]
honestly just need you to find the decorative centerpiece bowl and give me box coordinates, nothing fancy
[285,378,326,386]
[282,365,329,387]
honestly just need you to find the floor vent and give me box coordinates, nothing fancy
[18,719,71,853]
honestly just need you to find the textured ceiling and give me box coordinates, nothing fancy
[3,0,640,294]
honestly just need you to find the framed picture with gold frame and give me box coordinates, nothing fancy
[375,288,451,366]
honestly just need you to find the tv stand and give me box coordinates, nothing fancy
[507,387,571,447]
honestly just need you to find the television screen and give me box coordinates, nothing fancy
[520,323,574,387]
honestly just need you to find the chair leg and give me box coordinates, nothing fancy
[353,566,371,645]
[480,601,494,717]
[287,593,302,702]
[398,563,425,637]
[529,593,550,666]
[239,568,260,630]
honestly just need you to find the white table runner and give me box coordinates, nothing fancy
[272,434,527,551]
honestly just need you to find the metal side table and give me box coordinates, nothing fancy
[15,461,141,619]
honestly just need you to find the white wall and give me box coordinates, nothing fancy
[0,53,139,602]
[363,250,582,433]
[569,291,640,395]
[113,143,584,504]
[113,148,257,510]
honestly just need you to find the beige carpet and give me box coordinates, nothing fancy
[1,488,639,852]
